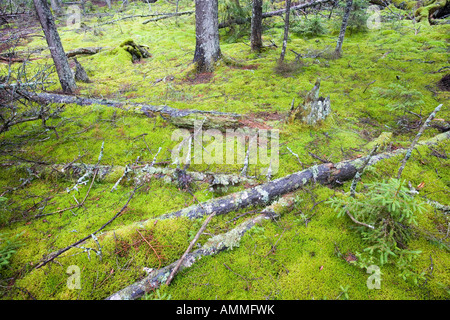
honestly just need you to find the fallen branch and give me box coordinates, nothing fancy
[397,104,443,179]
[165,211,216,286]
[109,131,450,234]
[24,91,242,129]
[142,11,194,24]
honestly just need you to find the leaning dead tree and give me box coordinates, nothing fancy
[33,0,77,93]
[335,0,353,56]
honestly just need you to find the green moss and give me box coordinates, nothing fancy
[1,0,449,300]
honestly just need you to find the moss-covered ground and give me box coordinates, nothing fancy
[0,0,448,300]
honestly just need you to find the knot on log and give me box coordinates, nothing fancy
[289,78,331,126]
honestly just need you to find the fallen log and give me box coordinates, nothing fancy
[66,47,105,58]
[106,194,293,300]
[23,91,242,129]
[106,130,450,232]
[105,130,449,300]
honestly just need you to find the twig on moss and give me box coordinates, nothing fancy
[397,104,442,180]
[165,211,216,286]
[35,183,142,269]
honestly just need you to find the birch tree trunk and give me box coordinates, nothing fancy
[335,0,353,56]
[250,0,263,52]
[193,0,221,72]
[33,0,77,94]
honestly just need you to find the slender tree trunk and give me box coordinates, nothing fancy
[250,0,263,52]
[33,0,77,94]
[334,0,353,56]
[279,0,291,62]
[193,0,221,72]
[50,0,62,16]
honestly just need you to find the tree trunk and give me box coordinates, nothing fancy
[279,0,291,62]
[193,0,221,72]
[335,0,353,56]
[50,0,62,16]
[250,0,263,52]
[33,0,77,94]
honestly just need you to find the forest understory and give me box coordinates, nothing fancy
[0,0,449,300]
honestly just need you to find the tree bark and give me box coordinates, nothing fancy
[335,0,353,56]
[33,0,77,94]
[193,0,221,72]
[250,0,263,52]
[279,0,291,62]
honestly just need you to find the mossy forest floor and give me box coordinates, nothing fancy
[0,0,449,300]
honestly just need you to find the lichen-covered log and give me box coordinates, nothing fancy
[133,131,450,223]
[105,194,294,300]
[23,91,242,129]
[15,162,257,192]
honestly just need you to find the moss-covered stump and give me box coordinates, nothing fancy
[119,39,151,63]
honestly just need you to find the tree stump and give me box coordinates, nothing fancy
[73,58,91,83]
[288,78,331,125]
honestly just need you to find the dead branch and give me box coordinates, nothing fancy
[165,211,216,286]
[397,104,443,179]
[219,0,333,29]
[142,10,194,24]
[23,91,242,130]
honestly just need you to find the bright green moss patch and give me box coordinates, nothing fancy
[1,0,449,300]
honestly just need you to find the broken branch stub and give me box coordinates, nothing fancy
[288,78,331,126]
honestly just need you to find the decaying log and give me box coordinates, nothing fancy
[113,131,450,231]
[288,78,331,125]
[105,131,449,300]
[106,194,292,300]
[73,58,91,83]
[23,91,242,129]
